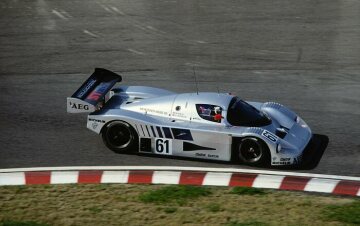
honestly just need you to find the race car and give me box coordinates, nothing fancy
[67,68,313,167]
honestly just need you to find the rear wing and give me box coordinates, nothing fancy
[67,68,122,113]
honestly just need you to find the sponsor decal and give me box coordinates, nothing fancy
[88,118,105,123]
[280,158,290,161]
[69,102,89,110]
[207,154,219,158]
[272,157,292,165]
[92,122,98,130]
[262,130,278,143]
[172,112,187,119]
[86,82,111,101]
[140,107,169,116]
[272,161,291,165]
[75,79,97,99]
[88,118,105,130]
[195,153,219,158]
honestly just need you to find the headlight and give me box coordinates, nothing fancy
[296,116,308,128]
[276,143,282,153]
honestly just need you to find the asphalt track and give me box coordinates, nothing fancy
[0,0,359,176]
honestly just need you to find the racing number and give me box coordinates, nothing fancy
[155,138,172,155]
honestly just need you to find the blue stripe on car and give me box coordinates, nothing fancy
[156,126,163,138]
[162,127,172,139]
[145,125,151,137]
[140,125,146,137]
[150,126,156,137]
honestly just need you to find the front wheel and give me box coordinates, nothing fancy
[102,121,138,153]
[237,137,270,166]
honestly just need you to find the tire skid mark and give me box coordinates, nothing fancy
[127,48,146,55]
[51,9,68,20]
[83,29,99,38]
[96,3,203,44]
[96,2,207,45]
[110,6,125,16]
[99,3,112,13]
[60,10,73,18]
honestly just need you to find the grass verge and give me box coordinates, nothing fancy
[0,184,358,226]
[323,201,360,224]
[230,187,267,196]
[139,185,211,205]
[0,220,49,226]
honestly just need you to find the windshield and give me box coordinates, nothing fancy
[227,97,271,127]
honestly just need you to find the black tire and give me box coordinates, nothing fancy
[102,121,138,153]
[237,137,270,166]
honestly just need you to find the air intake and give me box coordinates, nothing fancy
[276,128,288,139]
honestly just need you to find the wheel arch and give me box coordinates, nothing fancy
[101,120,139,154]
[231,135,271,165]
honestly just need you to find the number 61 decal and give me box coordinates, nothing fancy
[154,138,172,155]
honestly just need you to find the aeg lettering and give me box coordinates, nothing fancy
[69,102,89,110]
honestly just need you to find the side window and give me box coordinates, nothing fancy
[196,104,222,123]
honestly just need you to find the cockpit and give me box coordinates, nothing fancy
[227,97,271,127]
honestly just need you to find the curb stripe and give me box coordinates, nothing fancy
[51,171,78,184]
[152,171,181,184]
[304,178,339,193]
[202,172,232,186]
[101,171,129,183]
[1,166,358,181]
[280,176,311,191]
[229,173,257,187]
[252,174,285,189]
[333,180,360,196]
[128,170,153,184]
[0,168,359,197]
[25,171,51,185]
[0,172,25,185]
[78,171,103,184]
[179,171,206,185]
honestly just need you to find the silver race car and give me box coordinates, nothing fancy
[67,68,313,167]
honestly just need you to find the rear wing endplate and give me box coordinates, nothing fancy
[67,68,122,113]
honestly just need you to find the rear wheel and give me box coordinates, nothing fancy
[102,121,138,153]
[237,137,270,166]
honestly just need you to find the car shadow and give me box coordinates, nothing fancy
[135,134,329,170]
[275,133,329,170]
